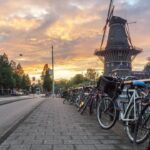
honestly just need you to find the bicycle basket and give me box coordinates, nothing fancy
[97,76,118,98]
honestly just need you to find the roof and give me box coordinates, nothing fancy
[109,16,127,25]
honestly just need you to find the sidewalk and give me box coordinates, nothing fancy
[0,97,134,150]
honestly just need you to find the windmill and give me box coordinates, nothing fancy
[95,0,142,77]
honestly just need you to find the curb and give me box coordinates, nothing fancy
[0,97,32,106]
[0,99,45,144]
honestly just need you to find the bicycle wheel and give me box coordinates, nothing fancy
[126,101,149,143]
[134,103,150,144]
[80,98,90,115]
[63,98,66,104]
[89,98,94,115]
[77,100,85,112]
[97,96,118,129]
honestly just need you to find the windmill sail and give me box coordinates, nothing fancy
[100,0,114,50]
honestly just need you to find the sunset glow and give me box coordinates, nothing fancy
[0,0,149,80]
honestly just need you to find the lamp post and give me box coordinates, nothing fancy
[51,45,55,96]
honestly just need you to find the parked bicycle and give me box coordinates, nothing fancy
[96,76,149,143]
[134,100,150,147]
[78,87,100,115]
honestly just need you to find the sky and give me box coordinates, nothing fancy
[0,0,150,80]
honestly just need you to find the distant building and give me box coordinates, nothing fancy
[144,63,150,77]
[131,71,147,79]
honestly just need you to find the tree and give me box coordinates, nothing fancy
[16,63,24,76]
[0,53,31,95]
[10,60,17,72]
[13,73,22,89]
[71,74,85,85]
[22,75,31,90]
[42,64,52,92]
[55,79,69,91]
[0,53,14,89]
[1,67,14,89]
[85,68,99,82]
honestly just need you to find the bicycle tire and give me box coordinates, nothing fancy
[134,103,150,144]
[80,98,90,115]
[126,100,149,143]
[97,96,119,129]
[77,101,85,112]
[89,98,94,115]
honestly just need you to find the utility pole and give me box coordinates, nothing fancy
[52,45,55,96]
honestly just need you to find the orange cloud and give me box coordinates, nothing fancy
[46,12,101,41]
[22,55,103,80]
[0,18,40,30]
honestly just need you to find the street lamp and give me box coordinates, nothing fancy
[51,45,55,96]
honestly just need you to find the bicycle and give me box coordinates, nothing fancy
[134,100,150,146]
[96,76,148,143]
[79,88,100,115]
[77,87,92,113]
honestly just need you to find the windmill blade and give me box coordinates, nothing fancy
[108,5,114,20]
[107,0,113,21]
[126,23,133,48]
[100,26,107,50]
[100,0,114,50]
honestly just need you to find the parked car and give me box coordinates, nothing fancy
[11,90,24,96]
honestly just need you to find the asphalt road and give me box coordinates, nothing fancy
[0,95,33,105]
[0,96,31,101]
[0,95,44,138]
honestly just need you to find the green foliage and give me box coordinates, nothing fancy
[71,74,85,85]
[56,68,99,91]
[42,64,52,92]
[0,53,31,92]
[22,75,31,90]
[85,68,99,81]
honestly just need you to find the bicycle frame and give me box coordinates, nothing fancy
[119,89,141,121]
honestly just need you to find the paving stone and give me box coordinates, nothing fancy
[53,135,71,140]
[82,139,101,144]
[23,139,43,144]
[75,144,97,150]
[53,145,74,150]
[117,145,133,150]
[8,145,31,150]
[101,139,121,144]
[30,145,52,150]
[71,135,89,140]
[63,139,83,144]
[44,139,63,144]
[87,135,105,140]
[95,144,116,150]
[2,140,23,145]
[0,146,9,150]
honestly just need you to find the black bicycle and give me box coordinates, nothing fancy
[134,101,150,147]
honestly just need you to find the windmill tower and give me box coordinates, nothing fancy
[95,0,142,77]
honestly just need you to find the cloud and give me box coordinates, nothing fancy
[0,0,149,79]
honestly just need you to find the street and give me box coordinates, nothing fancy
[0,95,44,140]
[0,96,32,105]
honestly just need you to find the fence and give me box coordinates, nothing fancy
[0,89,12,96]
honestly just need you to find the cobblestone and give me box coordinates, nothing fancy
[0,98,139,150]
